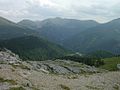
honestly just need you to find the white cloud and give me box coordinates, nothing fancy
[0,0,120,22]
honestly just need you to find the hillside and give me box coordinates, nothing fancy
[18,17,99,44]
[0,36,68,60]
[100,57,120,71]
[0,50,120,90]
[63,18,120,54]
[2,16,120,55]
[0,17,38,40]
[17,19,38,30]
[88,50,115,58]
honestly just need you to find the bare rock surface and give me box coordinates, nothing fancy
[0,50,120,90]
[29,60,103,74]
[0,49,21,64]
[117,64,120,70]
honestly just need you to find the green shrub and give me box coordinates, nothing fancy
[113,84,119,90]
[59,84,70,90]
[9,87,25,90]
[0,77,17,85]
[10,64,30,70]
[58,55,104,67]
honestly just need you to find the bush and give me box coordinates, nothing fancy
[58,55,104,67]
[0,77,17,85]
[59,84,70,90]
[9,87,25,90]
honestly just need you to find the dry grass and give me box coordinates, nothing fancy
[59,84,70,90]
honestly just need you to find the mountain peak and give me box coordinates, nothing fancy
[54,17,62,19]
[17,19,38,29]
[18,19,34,23]
[0,16,15,26]
[109,18,120,24]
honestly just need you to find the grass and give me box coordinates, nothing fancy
[0,77,17,85]
[67,75,78,79]
[57,60,85,68]
[0,61,6,64]
[86,85,101,90]
[11,68,15,72]
[113,84,119,90]
[59,84,70,90]
[31,87,40,90]
[9,86,25,90]
[10,64,30,70]
[19,64,30,70]
[100,57,120,71]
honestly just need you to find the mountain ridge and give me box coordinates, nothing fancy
[18,17,99,44]
[0,16,39,40]
[63,17,120,54]
[0,36,68,60]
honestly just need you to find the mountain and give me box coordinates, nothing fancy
[0,36,68,60]
[0,17,38,40]
[17,19,39,30]
[63,18,120,54]
[18,17,99,44]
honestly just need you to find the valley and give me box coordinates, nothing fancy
[0,16,120,90]
[1,0,120,90]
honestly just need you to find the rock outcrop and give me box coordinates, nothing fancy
[0,49,21,64]
[29,60,102,74]
[0,49,120,90]
[117,64,120,70]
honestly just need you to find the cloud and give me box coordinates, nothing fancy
[0,0,120,22]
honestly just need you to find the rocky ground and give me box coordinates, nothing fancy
[0,49,120,90]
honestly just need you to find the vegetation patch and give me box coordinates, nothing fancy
[86,85,101,90]
[0,61,6,64]
[113,84,119,90]
[19,64,30,70]
[67,75,78,79]
[59,84,70,90]
[9,86,25,90]
[31,87,40,90]
[58,55,104,67]
[11,68,15,72]
[10,64,30,70]
[0,77,17,85]
[100,57,120,71]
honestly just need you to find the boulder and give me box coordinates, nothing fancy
[29,60,101,74]
[117,64,120,70]
[48,64,71,74]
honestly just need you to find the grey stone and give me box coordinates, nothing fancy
[64,66,81,73]
[117,64,120,70]
[48,64,71,74]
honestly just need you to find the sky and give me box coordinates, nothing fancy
[0,0,120,23]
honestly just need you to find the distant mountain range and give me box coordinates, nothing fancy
[18,17,99,44]
[64,18,120,54]
[0,16,120,59]
[0,17,38,40]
